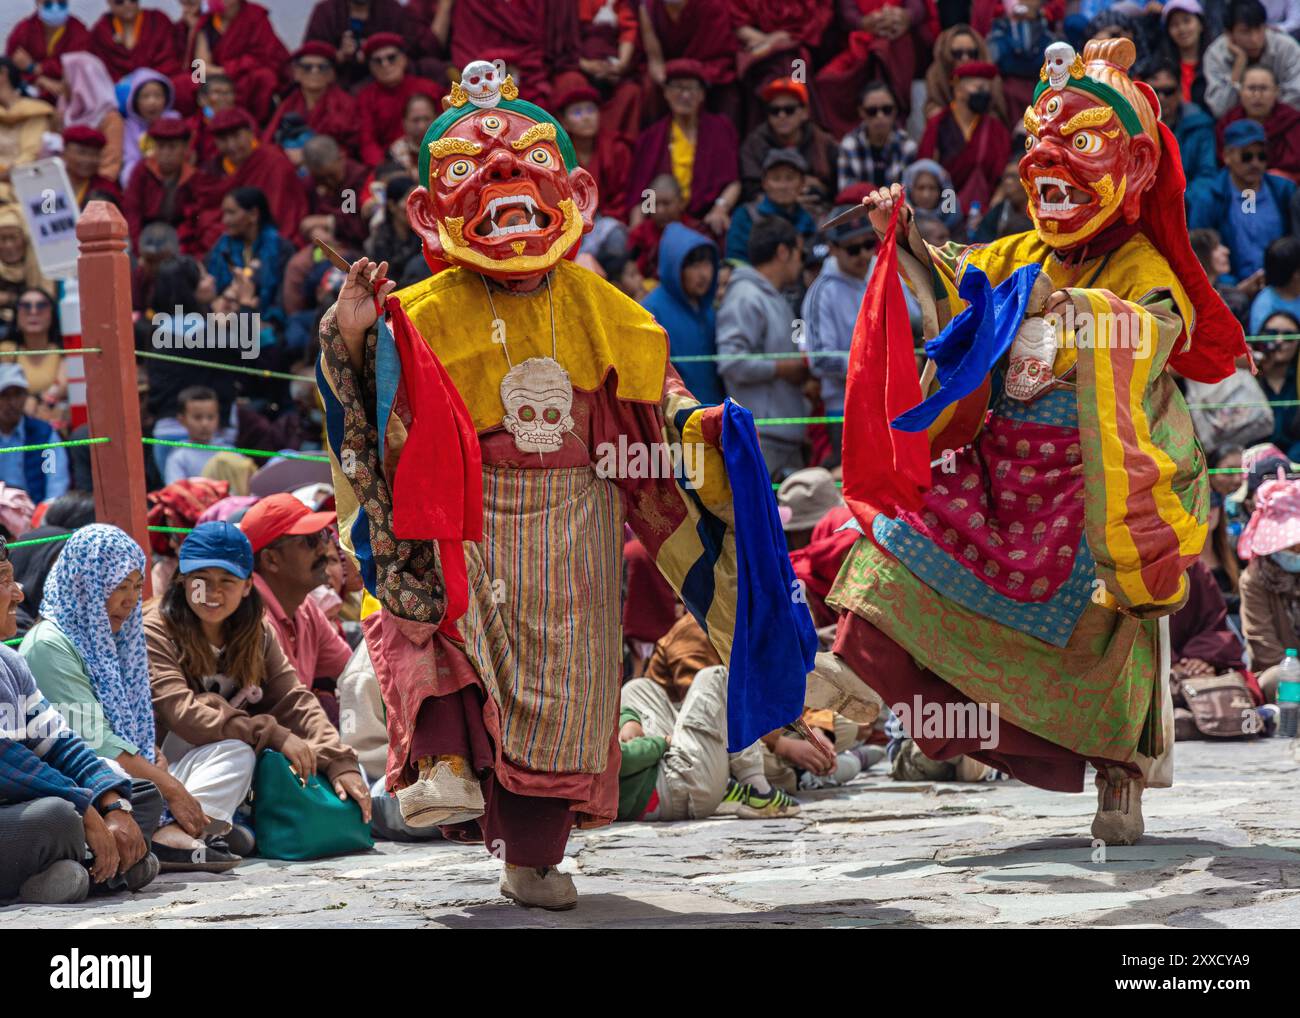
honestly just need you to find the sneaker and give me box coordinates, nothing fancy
[18,860,90,904]
[123,851,160,891]
[716,778,801,819]
[500,865,577,910]
[397,756,486,828]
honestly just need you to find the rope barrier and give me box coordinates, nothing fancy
[135,349,310,383]
[147,526,194,535]
[0,348,102,358]
[142,437,330,463]
[6,532,74,549]
[0,437,109,455]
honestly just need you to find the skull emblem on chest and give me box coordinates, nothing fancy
[500,356,576,454]
[1005,315,1057,403]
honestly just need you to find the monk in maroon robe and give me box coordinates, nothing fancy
[730,0,834,129]
[301,135,371,250]
[558,0,643,147]
[6,4,93,99]
[186,72,237,168]
[640,0,740,122]
[178,0,287,126]
[816,0,938,137]
[1215,70,1300,183]
[191,108,308,251]
[264,42,361,161]
[917,61,1010,211]
[449,0,578,108]
[62,125,124,209]
[305,0,444,89]
[556,82,633,221]
[123,117,196,251]
[355,33,445,169]
[88,0,179,81]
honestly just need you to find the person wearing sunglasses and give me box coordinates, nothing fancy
[923,25,1005,123]
[264,42,361,163]
[5,288,62,403]
[1141,59,1216,186]
[739,77,837,207]
[1218,64,1300,181]
[917,60,1011,212]
[836,80,916,194]
[1188,119,1296,287]
[356,32,444,168]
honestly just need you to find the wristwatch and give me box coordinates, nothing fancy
[99,798,134,817]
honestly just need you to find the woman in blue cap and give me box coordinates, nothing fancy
[144,521,369,862]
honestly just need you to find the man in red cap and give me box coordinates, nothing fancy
[356,33,445,168]
[182,0,288,126]
[740,77,838,206]
[241,493,353,722]
[555,82,632,221]
[87,0,179,81]
[6,0,93,100]
[190,107,308,250]
[918,60,1011,211]
[264,42,361,162]
[62,125,123,208]
[122,117,195,250]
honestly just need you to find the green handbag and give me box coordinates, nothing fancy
[251,749,374,861]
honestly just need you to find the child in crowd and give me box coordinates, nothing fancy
[163,385,229,484]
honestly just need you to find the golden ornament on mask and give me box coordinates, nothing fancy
[510,123,557,150]
[1024,108,1042,135]
[500,75,519,101]
[1060,104,1114,135]
[428,137,483,159]
[1070,54,1085,78]
[448,81,470,108]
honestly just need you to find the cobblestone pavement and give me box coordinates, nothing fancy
[5,740,1299,928]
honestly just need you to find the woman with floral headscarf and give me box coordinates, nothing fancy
[19,524,240,873]
[1238,475,1300,700]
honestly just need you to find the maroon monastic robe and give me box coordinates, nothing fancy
[356,75,445,168]
[644,0,739,86]
[191,144,309,251]
[628,112,740,222]
[88,10,180,81]
[1217,103,1300,182]
[449,0,578,107]
[917,107,1010,211]
[581,132,634,221]
[307,0,443,87]
[176,4,288,126]
[123,159,198,251]
[264,85,361,159]
[5,13,93,96]
[308,159,372,249]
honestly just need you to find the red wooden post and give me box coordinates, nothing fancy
[76,202,151,580]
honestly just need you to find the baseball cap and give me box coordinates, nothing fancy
[760,78,809,105]
[1161,0,1203,21]
[1223,119,1267,149]
[0,364,29,394]
[179,521,255,579]
[762,148,809,175]
[239,493,337,554]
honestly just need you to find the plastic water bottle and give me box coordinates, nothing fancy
[1277,648,1300,737]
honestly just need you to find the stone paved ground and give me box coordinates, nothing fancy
[5,739,1300,929]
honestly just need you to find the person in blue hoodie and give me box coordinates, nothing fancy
[643,222,724,405]
[1143,59,1217,185]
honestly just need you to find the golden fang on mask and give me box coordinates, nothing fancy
[436,198,584,274]
[1030,173,1126,249]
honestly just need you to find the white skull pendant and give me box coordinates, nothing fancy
[501,356,575,454]
[1004,316,1057,403]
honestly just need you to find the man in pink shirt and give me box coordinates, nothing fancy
[240,494,352,725]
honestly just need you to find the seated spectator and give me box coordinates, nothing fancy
[0,537,162,904]
[557,82,632,222]
[87,0,180,81]
[449,0,574,109]
[987,0,1058,113]
[837,80,917,195]
[264,43,360,162]
[924,24,1008,123]
[0,483,34,543]
[1217,64,1300,180]
[57,52,124,183]
[725,149,817,263]
[596,246,646,302]
[739,77,838,211]
[162,385,227,484]
[803,207,876,464]
[1203,0,1300,117]
[240,494,353,723]
[789,503,859,628]
[1143,58,1217,185]
[918,60,1010,212]
[122,117,194,250]
[145,521,370,859]
[9,492,94,638]
[626,173,701,281]
[192,109,308,252]
[716,217,809,480]
[776,466,845,552]
[19,526,196,881]
[1237,475,1300,699]
[1258,312,1300,459]
[0,58,55,203]
[1157,0,1210,108]
[301,136,370,251]
[364,174,422,276]
[187,72,236,167]
[972,157,1034,241]
[729,0,833,133]
[816,0,937,137]
[1187,120,1296,285]
[638,0,740,122]
[386,92,437,179]
[618,664,800,820]
[304,0,443,91]
[1171,558,1253,691]
[356,33,444,169]
[119,67,176,188]
[201,450,257,496]
[6,1,94,102]
[62,124,123,209]
[1252,237,1300,333]
[1085,8,1146,60]
[562,0,640,146]
[3,287,64,405]
[0,364,67,503]
[628,59,740,240]
[205,186,292,351]
[644,222,723,404]
[1202,490,1245,611]
[0,207,52,345]
[145,477,229,593]
[182,0,287,126]
[903,158,964,239]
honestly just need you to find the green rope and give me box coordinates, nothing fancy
[148,525,194,535]
[0,347,102,357]
[135,349,310,383]
[0,437,109,455]
[6,532,75,549]
[142,437,330,463]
